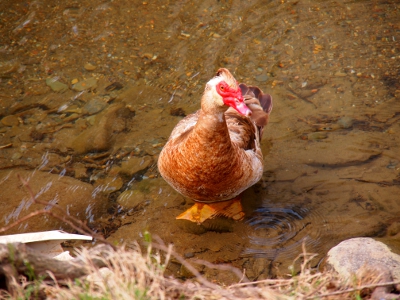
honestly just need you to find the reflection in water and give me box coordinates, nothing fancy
[244,200,327,261]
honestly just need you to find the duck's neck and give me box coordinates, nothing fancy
[190,106,233,153]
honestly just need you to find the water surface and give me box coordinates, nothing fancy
[0,0,399,283]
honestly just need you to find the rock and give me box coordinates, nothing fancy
[1,115,19,127]
[73,163,88,179]
[310,63,320,70]
[117,189,147,208]
[121,156,152,175]
[307,132,328,140]
[326,237,400,281]
[387,222,400,236]
[255,74,269,82]
[184,252,194,258]
[0,169,107,234]
[11,152,22,160]
[120,156,153,176]
[46,78,69,93]
[84,63,97,71]
[72,77,97,92]
[0,60,20,76]
[69,102,132,154]
[334,71,347,77]
[83,97,108,115]
[337,116,354,129]
[94,176,123,195]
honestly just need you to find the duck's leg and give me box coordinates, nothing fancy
[176,197,245,224]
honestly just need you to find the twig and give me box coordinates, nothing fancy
[228,278,293,289]
[191,258,249,283]
[0,143,12,149]
[313,281,400,299]
[151,242,221,291]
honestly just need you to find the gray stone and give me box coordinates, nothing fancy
[83,97,108,115]
[255,74,269,82]
[326,237,400,281]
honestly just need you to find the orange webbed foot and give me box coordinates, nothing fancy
[176,197,245,224]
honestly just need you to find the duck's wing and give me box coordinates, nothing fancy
[239,83,273,139]
[167,110,200,145]
[225,109,257,151]
[225,84,273,150]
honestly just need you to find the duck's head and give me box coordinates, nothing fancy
[204,68,251,117]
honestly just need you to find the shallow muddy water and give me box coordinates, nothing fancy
[0,0,399,283]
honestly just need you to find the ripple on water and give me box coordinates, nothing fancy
[243,200,330,261]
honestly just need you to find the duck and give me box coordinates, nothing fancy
[158,68,273,224]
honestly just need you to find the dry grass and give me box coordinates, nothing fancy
[1,240,397,300]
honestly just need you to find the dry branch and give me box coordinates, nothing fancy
[0,243,110,280]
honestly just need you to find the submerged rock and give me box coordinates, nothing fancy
[83,97,108,115]
[0,169,108,234]
[117,189,147,209]
[72,77,98,92]
[120,156,153,176]
[1,115,19,127]
[46,78,69,93]
[255,73,269,82]
[84,63,97,71]
[94,176,124,195]
[69,102,133,154]
[337,116,354,129]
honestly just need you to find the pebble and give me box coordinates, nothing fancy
[337,116,354,129]
[308,132,328,140]
[64,105,82,114]
[0,60,20,76]
[11,152,22,160]
[387,221,400,236]
[46,78,69,93]
[310,63,320,70]
[120,156,153,176]
[84,63,97,71]
[72,77,98,92]
[184,252,195,258]
[117,189,146,208]
[255,74,269,82]
[1,115,19,126]
[334,71,347,77]
[83,97,108,115]
[94,176,124,195]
